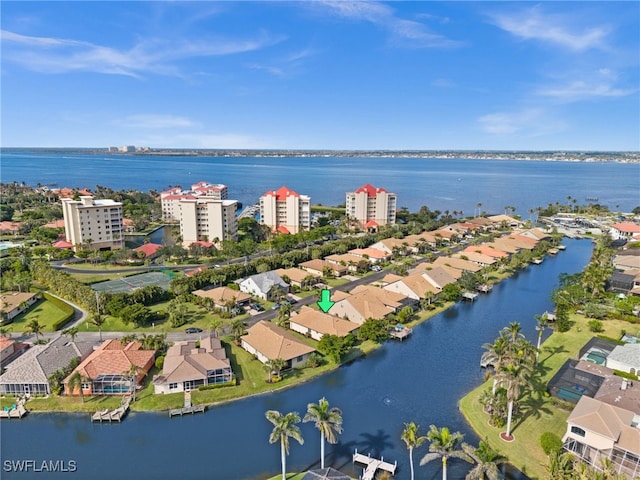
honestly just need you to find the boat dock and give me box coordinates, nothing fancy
[476,284,493,293]
[0,396,27,419]
[389,325,412,341]
[92,395,131,422]
[462,292,479,301]
[169,391,206,417]
[353,450,397,480]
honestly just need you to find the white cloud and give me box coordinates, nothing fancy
[314,1,461,48]
[536,69,637,101]
[0,29,284,78]
[489,6,610,51]
[478,108,566,136]
[117,115,199,129]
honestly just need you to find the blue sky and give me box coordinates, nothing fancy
[2,1,638,150]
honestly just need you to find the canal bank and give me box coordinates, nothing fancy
[0,239,594,480]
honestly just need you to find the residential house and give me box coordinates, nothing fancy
[275,268,320,288]
[241,321,315,368]
[613,255,640,271]
[331,285,412,324]
[432,256,483,274]
[519,228,552,242]
[299,259,347,278]
[192,286,251,311]
[347,247,391,263]
[610,222,640,241]
[0,336,94,395]
[463,245,509,260]
[0,292,41,323]
[289,306,359,341]
[0,337,29,368]
[563,396,640,478]
[605,344,640,376]
[453,251,497,267]
[608,270,640,295]
[487,214,523,228]
[64,339,155,396]
[133,242,162,259]
[325,253,369,272]
[383,273,440,301]
[420,267,457,290]
[153,336,232,394]
[369,237,412,256]
[238,271,289,301]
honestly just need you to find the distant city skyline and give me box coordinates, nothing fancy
[2,1,639,151]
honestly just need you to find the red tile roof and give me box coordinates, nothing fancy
[133,243,162,257]
[52,240,74,249]
[364,220,379,228]
[355,184,388,197]
[192,240,214,248]
[613,222,640,233]
[264,186,300,199]
[276,225,291,234]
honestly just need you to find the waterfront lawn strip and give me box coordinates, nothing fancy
[459,314,632,480]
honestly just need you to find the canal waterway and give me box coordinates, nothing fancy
[0,238,593,480]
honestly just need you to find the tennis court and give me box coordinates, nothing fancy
[91,271,173,294]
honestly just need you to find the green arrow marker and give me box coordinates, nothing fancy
[317,289,335,313]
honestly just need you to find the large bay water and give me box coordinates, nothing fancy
[1,239,593,480]
[1,151,638,214]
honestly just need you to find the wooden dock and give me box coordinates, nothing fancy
[353,450,396,480]
[92,395,131,423]
[476,284,493,293]
[480,351,494,368]
[169,390,206,417]
[462,292,478,301]
[0,397,27,419]
[389,326,412,341]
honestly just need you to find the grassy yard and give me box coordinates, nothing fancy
[459,314,632,480]
[6,298,71,332]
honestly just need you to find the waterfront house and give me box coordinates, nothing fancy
[383,273,440,301]
[289,306,359,341]
[331,285,412,324]
[275,268,320,288]
[0,336,94,395]
[153,336,232,394]
[463,245,509,260]
[64,339,155,396]
[299,259,347,278]
[133,242,162,259]
[192,286,251,311]
[519,228,552,242]
[453,251,497,267]
[0,291,41,323]
[610,222,640,241]
[563,395,640,478]
[432,256,483,274]
[419,267,457,290]
[487,214,523,228]
[240,321,315,368]
[238,271,289,301]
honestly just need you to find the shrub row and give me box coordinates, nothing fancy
[197,376,237,390]
[43,292,76,330]
[614,370,638,381]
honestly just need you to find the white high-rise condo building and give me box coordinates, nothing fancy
[179,197,238,248]
[160,181,228,222]
[259,186,311,234]
[61,196,124,251]
[345,184,397,228]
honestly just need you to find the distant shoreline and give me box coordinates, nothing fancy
[1,147,639,163]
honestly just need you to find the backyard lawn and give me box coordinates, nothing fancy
[459,314,633,480]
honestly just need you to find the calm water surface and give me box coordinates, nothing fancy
[1,239,593,480]
[2,152,638,214]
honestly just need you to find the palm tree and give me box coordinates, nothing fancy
[0,325,12,338]
[66,371,89,402]
[27,318,43,342]
[462,439,503,480]
[481,334,509,395]
[420,425,471,480]
[265,410,304,480]
[62,326,79,342]
[303,397,343,469]
[496,362,532,440]
[127,364,141,402]
[275,302,291,327]
[534,313,548,365]
[229,318,246,345]
[210,317,225,338]
[89,314,105,341]
[401,422,428,480]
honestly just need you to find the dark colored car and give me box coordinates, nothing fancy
[251,303,265,312]
[185,327,203,334]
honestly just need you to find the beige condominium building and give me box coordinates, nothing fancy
[160,181,228,222]
[259,186,310,234]
[179,197,238,247]
[345,183,397,228]
[61,196,124,251]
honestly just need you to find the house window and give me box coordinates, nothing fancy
[81,383,90,390]
[296,355,304,362]
[169,383,178,390]
[570,426,586,437]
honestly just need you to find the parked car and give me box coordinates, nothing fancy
[371,265,382,272]
[185,327,203,334]
[271,303,281,310]
[285,297,297,305]
[251,303,265,312]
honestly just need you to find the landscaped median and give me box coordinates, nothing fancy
[458,314,632,480]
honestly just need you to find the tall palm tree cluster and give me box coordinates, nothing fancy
[481,322,536,440]
[265,397,343,480]
[402,423,503,480]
